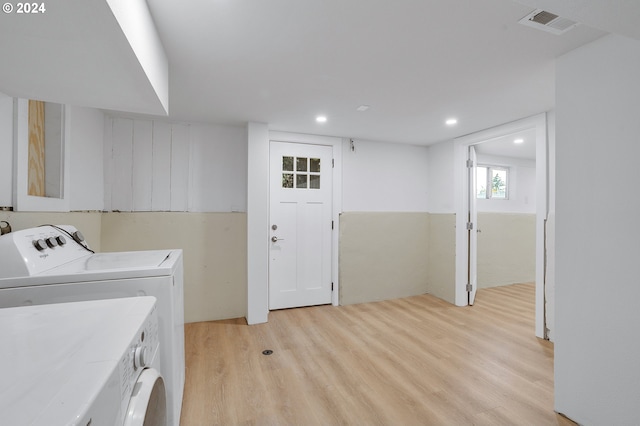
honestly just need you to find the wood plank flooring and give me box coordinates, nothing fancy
[180,283,575,425]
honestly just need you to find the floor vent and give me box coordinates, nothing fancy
[518,9,578,35]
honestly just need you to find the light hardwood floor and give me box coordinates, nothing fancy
[180,283,575,425]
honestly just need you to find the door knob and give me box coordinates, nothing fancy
[271,236,284,242]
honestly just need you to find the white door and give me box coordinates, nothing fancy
[269,141,333,310]
[468,145,478,305]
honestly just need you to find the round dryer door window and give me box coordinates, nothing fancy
[125,368,167,426]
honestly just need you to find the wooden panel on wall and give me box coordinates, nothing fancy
[151,121,171,211]
[170,123,189,211]
[111,118,134,211]
[27,100,45,196]
[132,120,153,211]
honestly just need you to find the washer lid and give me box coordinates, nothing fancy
[86,250,173,270]
[38,250,179,283]
[0,249,183,289]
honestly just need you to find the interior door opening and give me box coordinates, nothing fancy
[468,133,537,304]
[455,113,547,338]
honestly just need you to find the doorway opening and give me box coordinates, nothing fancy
[268,141,334,310]
[454,113,548,338]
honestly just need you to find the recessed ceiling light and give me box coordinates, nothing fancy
[514,138,524,144]
[356,105,370,112]
[316,116,327,123]
[445,118,458,126]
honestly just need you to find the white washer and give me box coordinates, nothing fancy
[0,225,185,426]
[0,297,165,425]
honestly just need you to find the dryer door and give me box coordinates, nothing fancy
[125,368,167,426]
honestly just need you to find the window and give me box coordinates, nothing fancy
[476,165,508,199]
[282,156,321,189]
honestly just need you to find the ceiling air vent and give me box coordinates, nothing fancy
[518,9,578,35]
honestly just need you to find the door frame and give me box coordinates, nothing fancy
[268,140,335,310]
[247,128,342,324]
[468,145,478,306]
[453,113,547,338]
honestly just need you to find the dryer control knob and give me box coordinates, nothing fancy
[133,346,148,370]
[46,237,58,248]
[56,235,67,246]
[33,239,47,251]
[72,231,85,243]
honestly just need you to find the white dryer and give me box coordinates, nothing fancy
[0,225,185,426]
[0,297,165,425]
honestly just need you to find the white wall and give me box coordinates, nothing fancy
[476,154,536,214]
[189,124,247,212]
[104,116,247,213]
[426,140,455,213]
[555,34,640,425]
[105,117,188,211]
[0,94,13,207]
[246,122,270,325]
[69,106,104,211]
[342,139,428,212]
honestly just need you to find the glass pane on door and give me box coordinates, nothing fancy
[296,157,308,172]
[296,174,308,188]
[283,156,294,171]
[310,158,321,172]
[282,174,293,188]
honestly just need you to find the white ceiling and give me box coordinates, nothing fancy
[474,128,537,160]
[3,0,638,146]
[143,0,612,145]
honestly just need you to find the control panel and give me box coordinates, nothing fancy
[0,225,92,279]
[119,303,160,416]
